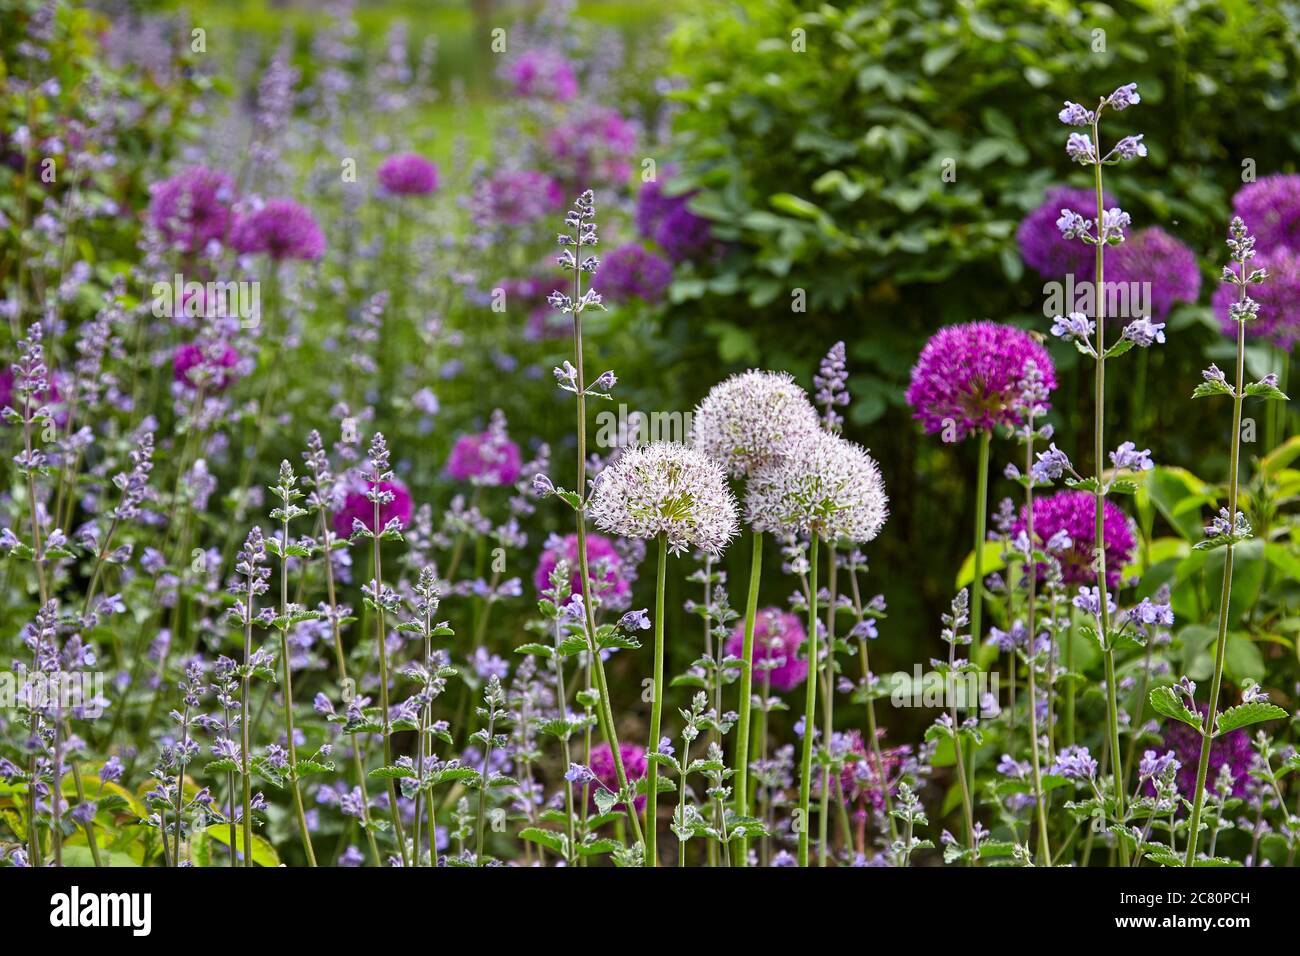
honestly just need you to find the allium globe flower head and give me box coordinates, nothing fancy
[1108,227,1202,324]
[505,48,579,101]
[445,410,522,487]
[588,442,740,556]
[597,243,672,304]
[1014,490,1136,588]
[231,198,325,261]
[1017,186,1114,281]
[588,742,647,811]
[376,152,440,197]
[745,430,888,543]
[725,608,808,692]
[545,106,637,187]
[148,165,236,255]
[332,479,413,537]
[905,322,1057,441]
[172,341,240,392]
[534,533,633,607]
[1213,247,1300,350]
[1232,174,1300,254]
[1158,703,1252,800]
[691,369,822,479]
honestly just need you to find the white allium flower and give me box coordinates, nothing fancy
[745,430,888,542]
[588,442,739,556]
[690,370,822,478]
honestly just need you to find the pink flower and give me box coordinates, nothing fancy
[231,198,325,261]
[725,608,808,692]
[148,165,236,254]
[172,341,240,392]
[506,49,578,101]
[588,742,647,812]
[377,152,440,196]
[1014,490,1136,588]
[331,479,413,537]
[534,533,633,606]
[445,412,521,486]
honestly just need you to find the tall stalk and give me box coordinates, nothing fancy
[796,534,820,866]
[731,529,763,865]
[645,533,668,865]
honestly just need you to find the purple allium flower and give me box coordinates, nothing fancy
[1018,186,1114,280]
[231,198,325,261]
[745,430,888,543]
[471,170,564,228]
[1107,227,1202,323]
[905,321,1057,441]
[445,412,522,486]
[589,442,739,556]
[377,152,439,197]
[148,165,236,254]
[635,176,714,263]
[534,533,632,605]
[690,369,821,478]
[725,607,808,692]
[1232,174,1300,254]
[596,243,672,304]
[588,742,647,811]
[546,106,637,187]
[1214,247,1300,350]
[505,48,578,101]
[172,341,240,392]
[1159,703,1252,799]
[332,479,412,536]
[1014,490,1136,588]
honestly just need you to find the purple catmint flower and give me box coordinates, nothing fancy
[231,198,325,261]
[1014,490,1136,588]
[534,533,632,605]
[505,48,578,100]
[1213,247,1300,350]
[690,369,821,478]
[588,742,647,811]
[148,165,236,254]
[1050,312,1094,346]
[1051,744,1098,781]
[596,243,672,304]
[471,170,564,228]
[1111,134,1147,161]
[905,321,1057,441]
[1107,227,1202,323]
[590,442,739,556]
[745,430,888,543]
[1105,83,1141,110]
[376,152,439,196]
[725,607,808,692]
[1232,174,1300,253]
[172,341,240,392]
[813,341,850,431]
[445,411,522,486]
[332,479,412,536]
[1109,441,1153,472]
[1159,704,1252,799]
[1058,101,1094,126]
[1065,132,1097,164]
[1018,186,1113,280]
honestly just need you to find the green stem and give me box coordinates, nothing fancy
[373,499,409,867]
[797,535,820,867]
[646,533,668,866]
[731,530,763,865]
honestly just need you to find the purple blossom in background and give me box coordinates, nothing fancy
[148,165,236,254]
[545,105,636,187]
[1213,247,1300,350]
[231,198,325,261]
[533,533,632,605]
[376,152,439,196]
[332,479,412,536]
[1018,186,1113,280]
[172,341,240,392]
[596,243,672,303]
[1014,490,1135,588]
[588,741,647,811]
[1232,174,1300,253]
[1159,704,1252,799]
[0,366,67,428]
[471,170,564,228]
[505,48,579,101]
[635,175,713,262]
[445,412,523,486]
[905,321,1057,441]
[725,607,808,692]
[1108,227,1202,323]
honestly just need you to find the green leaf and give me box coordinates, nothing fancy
[1148,686,1202,732]
[1214,701,1288,737]
[205,825,281,867]
[518,827,567,855]
[1243,380,1289,401]
[369,765,417,779]
[1192,379,1233,399]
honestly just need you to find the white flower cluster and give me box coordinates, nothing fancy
[745,429,888,543]
[690,370,821,479]
[588,442,739,556]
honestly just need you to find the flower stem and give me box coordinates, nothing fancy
[281,519,316,866]
[731,529,763,865]
[797,535,820,866]
[1023,430,1051,864]
[373,499,409,867]
[645,533,668,866]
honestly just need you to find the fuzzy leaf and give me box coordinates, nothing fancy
[1214,701,1288,737]
[1148,686,1203,732]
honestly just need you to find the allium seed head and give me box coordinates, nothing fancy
[690,370,821,479]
